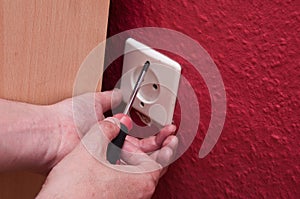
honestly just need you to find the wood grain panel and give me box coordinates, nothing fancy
[0,0,109,198]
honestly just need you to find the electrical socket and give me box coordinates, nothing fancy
[120,38,181,126]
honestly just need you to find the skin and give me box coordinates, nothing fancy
[37,118,178,199]
[0,89,178,198]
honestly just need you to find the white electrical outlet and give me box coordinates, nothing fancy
[120,38,181,126]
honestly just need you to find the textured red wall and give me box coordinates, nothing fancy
[103,0,299,198]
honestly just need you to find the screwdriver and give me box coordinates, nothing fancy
[107,61,150,164]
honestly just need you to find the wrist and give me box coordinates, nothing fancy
[45,103,80,170]
[0,99,77,173]
[41,104,79,172]
[0,101,48,172]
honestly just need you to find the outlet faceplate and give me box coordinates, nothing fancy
[120,38,181,126]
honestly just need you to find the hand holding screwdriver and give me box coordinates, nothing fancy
[106,61,150,164]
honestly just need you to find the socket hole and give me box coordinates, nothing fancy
[152,84,158,90]
[140,101,145,108]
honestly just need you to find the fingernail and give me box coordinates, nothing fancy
[113,113,133,130]
[173,125,177,131]
[104,117,120,127]
[169,124,177,132]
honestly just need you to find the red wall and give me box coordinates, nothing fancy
[104,1,299,198]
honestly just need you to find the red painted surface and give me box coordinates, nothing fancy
[103,0,300,198]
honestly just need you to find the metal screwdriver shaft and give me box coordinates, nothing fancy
[123,61,150,115]
[107,61,150,164]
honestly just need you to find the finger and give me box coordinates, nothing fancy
[99,117,121,141]
[121,141,161,171]
[95,89,122,113]
[81,117,120,160]
[124,135,140,147]
[71,90,122,134]
[122,137,140,155]
[121,141,146,165]
[119,142,163,182]
[130,124,176,153]
[155,125,177,145]
[150,135,178,167]
[113,113,133,130]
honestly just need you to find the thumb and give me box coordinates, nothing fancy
[95,89,123,113]
[81,117,120,161]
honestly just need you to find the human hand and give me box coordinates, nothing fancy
[36,117,178,199]
[48,90,177,172]
[0,90,122,173]
[0,89,177,176]
[46,90,123,170]
[0,90,116,172]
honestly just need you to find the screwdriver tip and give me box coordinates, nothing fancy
[143,61,150,71]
